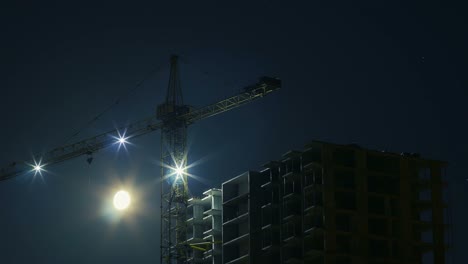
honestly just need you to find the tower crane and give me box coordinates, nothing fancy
[0,55,281,264]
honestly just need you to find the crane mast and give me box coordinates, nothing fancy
[0,55,281,264]
[157,55,190,263]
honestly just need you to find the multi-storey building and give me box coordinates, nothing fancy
[186,188,222,264]
[221,140,449,264]
[221,171,262,264]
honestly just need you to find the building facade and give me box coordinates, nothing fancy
[186,188,223,264]
[221,140,449,264]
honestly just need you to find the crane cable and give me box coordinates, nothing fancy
[68,59,168,190]
[62,60,168,145]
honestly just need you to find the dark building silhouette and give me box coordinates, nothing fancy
[220,140,449,264]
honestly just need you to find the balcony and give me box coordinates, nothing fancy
[224,233,249,246]
[223,212,249,226]
[187,217,204,225]
[304,226,324,236]
[282,200,301,221]
[186,236,205,244]
[204,208,222,216]
[283,192,300,200]
[203,214,213,223]
[261,240,280,253]
[283,235,301,247]
[203,227,221,235]
[223,192,249,206]
[282,171,300,180]
[304,183,322,192]
[204,247,222,257]
[304,204,322,215]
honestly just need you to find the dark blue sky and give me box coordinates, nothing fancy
[0,1,466,263]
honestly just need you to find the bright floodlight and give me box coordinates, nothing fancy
[113,131,131,151]
[175,167,184,177]
[33,164,42,172]
[113,190,131,210]
[31,161,44,176]
[118,136,128,145]
[173,164,187,181]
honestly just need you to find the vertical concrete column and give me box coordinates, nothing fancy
[399,159,413,263]
[430,165,445,264]
[356,149,368,263]
[322,146,336,264]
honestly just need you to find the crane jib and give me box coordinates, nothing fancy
[0,76,281,181]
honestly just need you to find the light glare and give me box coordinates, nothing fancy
[175,167,184,177]
[30,160,44,176]
[113,190,131,210]
[118,136,128,145]
[33,164,42,172]
[113,130,131,151]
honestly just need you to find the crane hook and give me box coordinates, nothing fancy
[86,151,93,165]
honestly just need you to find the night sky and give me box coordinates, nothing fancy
[0,1,466,263]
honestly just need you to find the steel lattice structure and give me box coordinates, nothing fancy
[157,55,191,263]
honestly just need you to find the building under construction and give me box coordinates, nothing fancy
[187,189,223,264]
[187,140,450,264]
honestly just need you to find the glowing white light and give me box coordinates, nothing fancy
[113,130,130,151]
[33,164,42,172]
[175,167,184,177]
[113,190,131,210]
[171,164,187,182]
[31,160,44,176]
[117,135,128,145]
